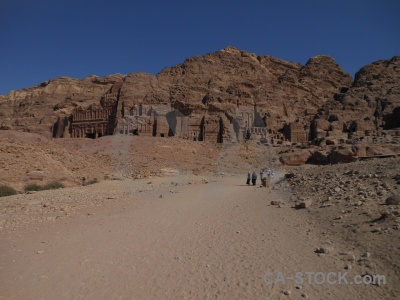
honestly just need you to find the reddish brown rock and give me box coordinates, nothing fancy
[329,147,358,164]
[319,55,400,134]
[0,47,352,140]
[0,75,123,137]
[0,47,398,159]
[279,149,314,166]
[350,145,396,158]
[308,150,330,165]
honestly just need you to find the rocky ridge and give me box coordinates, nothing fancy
[0,46,399,167]
[0,46,353,136]
[0,74,124,136]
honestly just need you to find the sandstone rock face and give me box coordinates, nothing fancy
[150,47,352,130]
[318,55,400,133]
[362,145,396,157]
[0,75,123,137]
[279,149,315,166]
[308,150,329,165]
[1,47,398,161]
[328,147,358,164]
[0,47,352,139]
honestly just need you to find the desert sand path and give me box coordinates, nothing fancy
[0,175,387,299]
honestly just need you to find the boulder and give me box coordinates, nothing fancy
[271,200,282,205]
[295,199,313,209]
[315,246,334,254]
[279,149,314,166]
[308,150,329,165]
[328,147,358,164]
[365,146,396,157]
[385,194,400,205]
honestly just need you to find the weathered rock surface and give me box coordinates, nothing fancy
[1,47,399,168]
[318,56,400,133]
[385,194,400,205]
[279,149,315,166]
[0,46,353,137]
[0,75,123,136]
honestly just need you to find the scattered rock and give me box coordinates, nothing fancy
[271,200,282,205]
[295,199,313,209]
[315,246,334,254]
[362,252,371,258]
[345,254,356,262]
[385,194,400,205]
[344,264,352,270]
[283,290,291,295]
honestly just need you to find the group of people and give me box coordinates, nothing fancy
[246,168,275,187]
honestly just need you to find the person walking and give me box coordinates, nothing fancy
[260,170,265,185]
[251,171,257,186]
[246,171,251,185]
[264,175,271,193]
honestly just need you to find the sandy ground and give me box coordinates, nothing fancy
[0,173,393,300]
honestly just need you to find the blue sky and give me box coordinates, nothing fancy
[1,0,399,95]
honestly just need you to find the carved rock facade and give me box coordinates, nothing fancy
[0,47,399,148]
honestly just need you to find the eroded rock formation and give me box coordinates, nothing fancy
[0,46,399,160]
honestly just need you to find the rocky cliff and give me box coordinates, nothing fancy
[316,56,400,134]
[0,74,123,136]
[0,46,398,140]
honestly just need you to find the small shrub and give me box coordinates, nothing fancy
[83,178,99,186]
[0,185,18,197]
[24,183,42,192]
[42,181,64,190]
